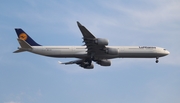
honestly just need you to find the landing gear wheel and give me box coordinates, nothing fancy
[88,60,92,66]
[156,60,159,63]
[155,58,159,63]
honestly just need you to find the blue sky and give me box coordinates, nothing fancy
[0,0,180,103]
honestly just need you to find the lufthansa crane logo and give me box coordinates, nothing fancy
[19,33,28,40]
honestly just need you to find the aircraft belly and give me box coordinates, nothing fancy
[93,51,158,59]
[117,49,159,58]
[118,52,158,58]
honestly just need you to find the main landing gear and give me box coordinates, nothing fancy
[155,57,159,63]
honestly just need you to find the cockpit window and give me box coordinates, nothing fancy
[164,49,166,50]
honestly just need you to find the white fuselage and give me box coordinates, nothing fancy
[27,46,170,59]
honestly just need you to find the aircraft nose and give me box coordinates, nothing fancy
[165,50,170,55]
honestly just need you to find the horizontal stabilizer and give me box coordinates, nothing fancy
[13,49,26,53]
[13,39,32,53]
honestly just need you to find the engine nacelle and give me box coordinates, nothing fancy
[80,63,94,69]
[106,47,118,55]
[97,59,111,66]
[95,38,108,46]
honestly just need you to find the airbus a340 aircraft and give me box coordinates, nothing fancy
[14,21,170,69]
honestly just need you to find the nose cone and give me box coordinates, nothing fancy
[166,50,170,55]
[157,48,170,57]
[163,50,170,56]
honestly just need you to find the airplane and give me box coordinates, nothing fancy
[14,21,170,69]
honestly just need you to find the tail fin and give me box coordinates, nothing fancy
[15,28,41,46]
[17,38,32,48]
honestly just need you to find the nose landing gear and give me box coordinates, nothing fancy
[155,57,159,63]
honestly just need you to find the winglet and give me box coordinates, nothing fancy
[58,61,63,64]
[77,21,82,26]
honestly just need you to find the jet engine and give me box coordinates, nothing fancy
[96,59,111,66]
[106,47,118,55]
[94,38,108,46]
[80,63,94,69]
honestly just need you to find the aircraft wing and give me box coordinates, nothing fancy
[58,59,83,65]
[77,21,107,56]
[58,59,94,69]
[77,22,95,38]
[58,22,116,69]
